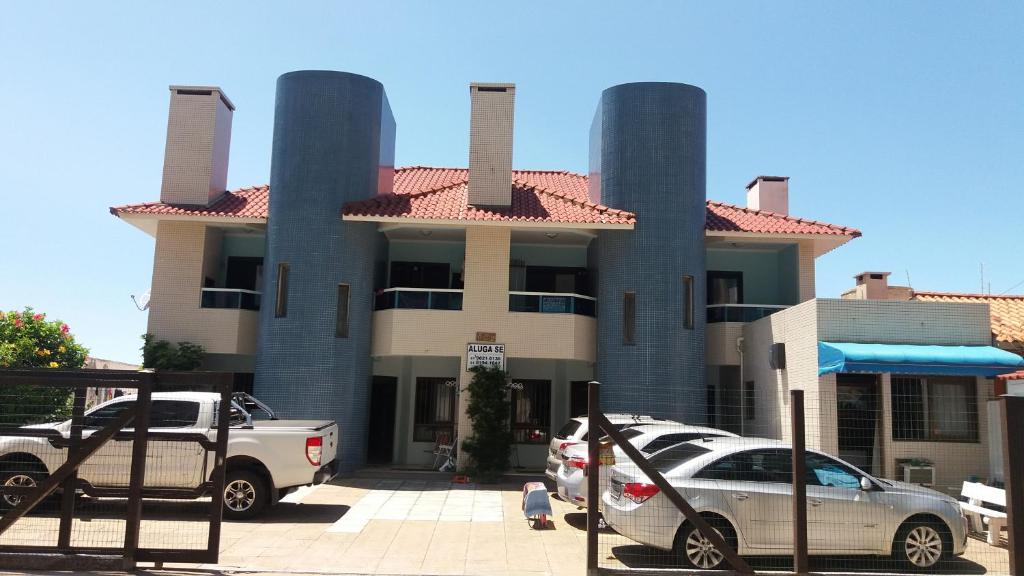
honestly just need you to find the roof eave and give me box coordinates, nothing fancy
[111,211,267,237]
[342,214,634,230]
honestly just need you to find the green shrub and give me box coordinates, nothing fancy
[461,366,513,482]
[141,334,205,371]
[0,308,89,424]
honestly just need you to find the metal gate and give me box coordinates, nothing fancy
[0,369,232,570]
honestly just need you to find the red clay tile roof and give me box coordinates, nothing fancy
[111,166,860,236]
[345,169,632,225]
[998,369,1024,381]
[706,200,860,237]
[912,291,1024,350]
[110,185,269,219]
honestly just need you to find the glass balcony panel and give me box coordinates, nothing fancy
[374,289,463,311]
[508,292,596,317]
[200,289,260,311]
[706,304,787,323]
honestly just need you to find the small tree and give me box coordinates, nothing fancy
[141,334,205,371]
[0,308,89,424]
[461,365,513,482]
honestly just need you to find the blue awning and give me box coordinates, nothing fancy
[818,342,1024,377]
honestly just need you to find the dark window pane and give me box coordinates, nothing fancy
[336,284,350,338]
[623,292,636,345]
[555,420,581,440]
[84,401,136,429]
[892,377,925,440]
[150,401,200,428]
[683,276,694,329]
[510,379,551,444]
[413,377,457,443]
[641,433,720,454]
[274,263,289,318]
[647,443,711,474]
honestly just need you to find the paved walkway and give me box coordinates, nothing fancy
[210,478,588,576]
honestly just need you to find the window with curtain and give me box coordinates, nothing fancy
[413,377,457,443]
[891,375,977,442]
[509,379,551,444]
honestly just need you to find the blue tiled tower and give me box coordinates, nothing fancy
[254,71,396,471]
[589,82,707,423]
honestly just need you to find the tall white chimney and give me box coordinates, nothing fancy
[468,83,515,208]
[160,85,234,205]
[745,175,789,215]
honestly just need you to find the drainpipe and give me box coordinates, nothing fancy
[736,337,745,437]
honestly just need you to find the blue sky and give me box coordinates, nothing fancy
[1,1,1021,363]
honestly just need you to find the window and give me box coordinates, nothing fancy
[683,275,694,329]
[646,443,711,474]
[274,263,290,318]
[623,292,636,345]
[554,419,582,440]
[707,271,743,305]
[510,379,551,444]
[743,381,755,420]
[604,427,646,443]
[696,449,792,483]
[641,432,723,454]
[804,452,862,489]
[891,376,978,442]
[150,401,200,428]
[336,284,350,338]
[413,377,457,443]
[84,400,136,429]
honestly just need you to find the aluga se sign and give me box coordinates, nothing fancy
[467,343,505,370]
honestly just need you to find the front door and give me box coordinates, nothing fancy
[570,381,589,417]
[367,376,398,465]
[836,374,880,475]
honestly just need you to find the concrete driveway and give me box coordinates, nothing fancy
[0,474,1012,576]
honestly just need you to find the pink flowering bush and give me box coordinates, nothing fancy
[0,308,89,424]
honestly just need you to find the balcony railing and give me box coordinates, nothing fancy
[200,288,261,311]
[707,303,788,323]
[508,291,596,317]
[375,288,464,311]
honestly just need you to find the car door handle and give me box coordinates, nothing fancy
[808,498,823,507]
[732,493,749,501]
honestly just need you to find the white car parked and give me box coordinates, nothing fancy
[545,414,672,481]
[556,423,736,508]
[602,437,967,570]
[0,392,339,519]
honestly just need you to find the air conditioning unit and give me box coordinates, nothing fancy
[901,464,935,486]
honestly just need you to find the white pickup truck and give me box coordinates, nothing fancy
[0,391,339,519]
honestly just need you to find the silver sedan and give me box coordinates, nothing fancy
[602,437,967,570]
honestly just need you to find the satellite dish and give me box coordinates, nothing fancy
[131,289,151,311]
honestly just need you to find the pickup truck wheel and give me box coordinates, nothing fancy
[222,470,267,520]
[0,462,46,511]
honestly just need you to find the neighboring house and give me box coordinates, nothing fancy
[841,272,1024,356]
[82,357,140,407]
[110,73,1022,475]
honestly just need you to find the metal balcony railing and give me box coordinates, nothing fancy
[374,288,464,311]
[706,303,788,323]
[508,291,597,317]
[200,288,261,311]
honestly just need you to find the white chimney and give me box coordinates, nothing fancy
[468,83,515,208]
[160,85,234,205]
[745,175,789,215]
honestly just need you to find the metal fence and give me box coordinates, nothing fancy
[0,369,232,570]
[582,380,1024,575]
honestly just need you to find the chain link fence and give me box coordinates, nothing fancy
[572,379,1017,575]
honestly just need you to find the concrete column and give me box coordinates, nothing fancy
[456,226,511,471]
[798,241,816,302]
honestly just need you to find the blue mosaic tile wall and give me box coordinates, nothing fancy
[590,82,708,423]
[254,71,395,471]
